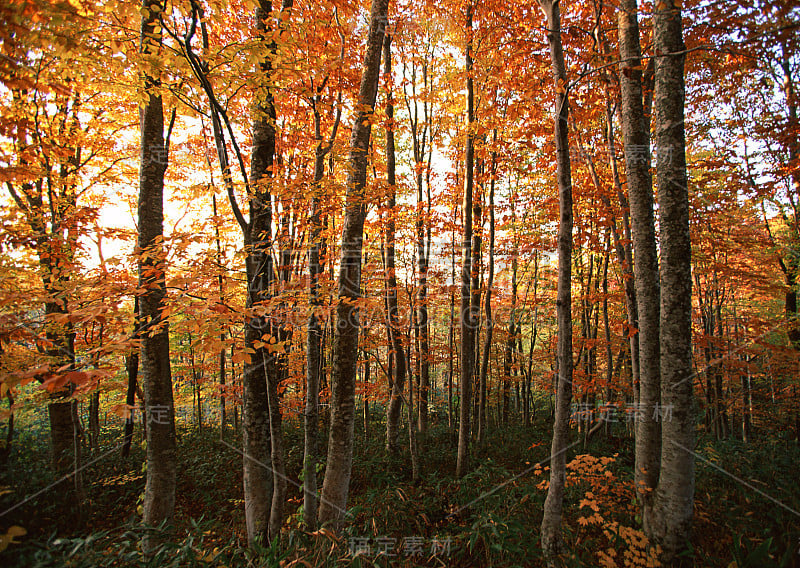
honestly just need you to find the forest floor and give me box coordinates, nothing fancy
[1,407,798,567]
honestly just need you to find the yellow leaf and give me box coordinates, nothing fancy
[6,526,26,537]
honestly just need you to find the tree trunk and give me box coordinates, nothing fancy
[503,220,518,427]
[48,399,78,473]
[88,392,100,450]
[734,312,752,442]
[780,48,800,348]
[122,300,139,459]
[479,149,496,439]
[457,3,476,479]
[592,0,640,405]
[646,0,695,560]
[363,350,370,438]
[415,141,430,437]
[1,390,13,463]
[604,99,640,404]
[318,0,388,527]
[618,0,661,506]
[382,33,408,456]
[602,246,614,438]
[265,345,285,541]
[138,0,176,550]
[213,195,227,431]
[407,345,420,483]
[241,223,273,549]
[241,0,295,546]
[538,0,574,561]
[303,104,329,534]
[448,260,455,430]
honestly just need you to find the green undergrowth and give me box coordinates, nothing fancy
[1,408,798,567]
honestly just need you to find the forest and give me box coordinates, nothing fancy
[0,0,799,566]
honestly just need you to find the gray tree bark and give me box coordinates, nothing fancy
[618,0,661,505]
[590,0,640,404]
[138,0,176,551]
[503,221,518,425]
[538,0,574,561]
[318,0,389,527]
[456,2,476,479]
[383,33,409,455]
[179,0,278,546]
[647,0,695,560]
[303,41,342,531]
[241,0,277,546]
[243,0,294,545]
[478,146,496,440]
[400,45,432,435]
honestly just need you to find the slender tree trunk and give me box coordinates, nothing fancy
[471,180,483,431]
[219,347,226,429]
[591,0,640,404]
[382,33,408,456]
[457,3,476,478]
[415,177,430,435]
[242,271,273,546]
[241,0,295,545]
[412,266,422,435]
[303,115,326,534]
[618,0,661,506]
[303,31,344,528]
[242,12,277,541]
[363,351,370,438]
[265,341,285,541]
[479,150,496,439]
[780,47,800,348]
[138,0,176,550]
[604,100,640,403]
[525,256,540,428]
[646,0,694,559]
[212,195,227,431]
[122,299,139,458]
[1,389,13,463]
[538,0,574,561]
[401,51,432,435]
[503,226,518,426]
[318,0,388,526]
[741,362,752,443]
[733,311,752,442]
[265,3,294,541]
[716,299,729,438]
[88,392,99,450]
[407,343,420,483]
[448,283,455,429]
[602,245,614,438]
